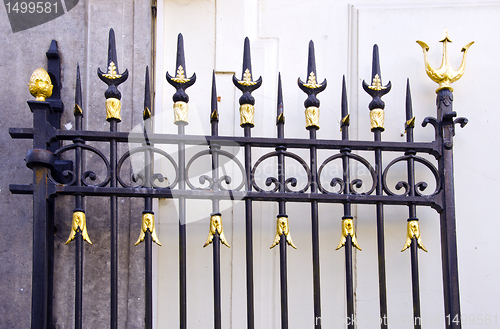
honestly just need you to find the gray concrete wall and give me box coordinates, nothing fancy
[0,0,151,327]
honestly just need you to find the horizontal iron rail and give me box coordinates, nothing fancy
[9,183,443,210]
[9,128,441,156]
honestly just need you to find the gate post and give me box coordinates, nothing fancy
[437,88,463,328]
[26,98,56,329]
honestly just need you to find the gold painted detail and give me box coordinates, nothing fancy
[368,74,386,91]
[405,117,415,132]
[340,114,350,131]
[135,213,161,246]
[239,104,255,127]
[102,61,122,79]
[65,211,92,245]
[74,104,83,115]
[370,108,385,131]
[416,29,474,92]
[29,68,53,101]
[270,217,297,249]
[304,71,321,89]
[277,112,285,124]
[171,65,190,84]
[143,107,151,120]
[211,109,219,121]
[401,220,427,252]
[204,214,230,248]
[173,101,189,124]
[336,217,361,251]
[305,106,320,129]
[238,69,257,86]
[106,98,121,121]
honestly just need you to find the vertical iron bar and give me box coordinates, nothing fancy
[75,232,83,329]
[110,120,118,329]
[405,80,422,329]
[374,131,388,329]
[309,128,322,329]
[213,233,222,329]
[165,34,195,329]
[276,74,289,329]
[211,71,222,329]
[279,235,289,329]
[143,67,154,329]
[145,231,153,329]
[74,64,84,329]
[363,45,391,329]
[297,41,325,329]
[244,126,254,329]
[178,124,187,329]
[341,76,355,329]
[97,29,128,329]
[410,241,421,329]
[231,37,261,329]
[345,235,354,328]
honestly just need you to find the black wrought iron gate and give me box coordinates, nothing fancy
[9,29,472,329]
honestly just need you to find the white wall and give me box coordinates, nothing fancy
[154,1,500,328]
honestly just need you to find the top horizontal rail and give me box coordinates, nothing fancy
[10,128,440,156]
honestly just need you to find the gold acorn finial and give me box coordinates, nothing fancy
[29,68,53,101]
[416,29,474,92]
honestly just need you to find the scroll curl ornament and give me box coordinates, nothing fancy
[251,151,311,193]
[51,143,111,187]
[317,153,377,195]
[382,155,440,197]
[117,146,178,189]
[185,149,245,191]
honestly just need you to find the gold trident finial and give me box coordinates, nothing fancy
[417,28,474,93]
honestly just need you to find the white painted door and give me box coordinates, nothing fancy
[154,1,500,328]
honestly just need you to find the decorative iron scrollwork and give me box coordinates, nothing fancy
[185,149,245,191]
[51,143,111,187]
[116,146,178,189]
[251,150,311,193]
[382,155,440,197]
[317,153,377,195]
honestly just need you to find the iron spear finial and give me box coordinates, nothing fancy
[340,75,349,134]
[416,29,474,93]
[74,63,83,116]
[211,70,219,123]
[298,40,326,130]
[277,72,284,125]
[166,33,196,125]
[97,28,129,122]
[143,66,151,121]
[232,37,262,127]
[362,44,391,131]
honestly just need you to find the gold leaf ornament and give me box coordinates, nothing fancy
[135,213,161,246]
[336,217,361,251]
[270,216,297,249]
[204,214,230,248]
